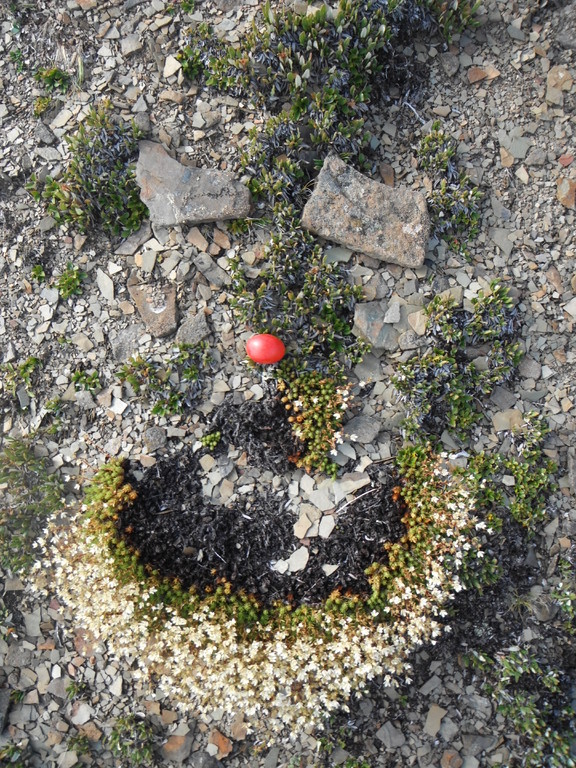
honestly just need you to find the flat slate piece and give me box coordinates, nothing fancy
[136,141,251,227]
[302,153,429,268]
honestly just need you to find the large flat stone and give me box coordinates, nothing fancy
[302,154,429,267]
[136,141,251,227]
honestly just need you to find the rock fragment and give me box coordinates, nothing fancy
[175,311,211,346]
[135,141,251,227]
[352,301,399,350]
[301,154,429,267]
[127,271,178,337]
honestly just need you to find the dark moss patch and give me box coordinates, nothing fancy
[209,393,302,474]
[119,431,404,608]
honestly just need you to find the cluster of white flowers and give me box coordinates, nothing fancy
[28,451,484,742]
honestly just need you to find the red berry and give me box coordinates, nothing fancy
[246,334,286,364]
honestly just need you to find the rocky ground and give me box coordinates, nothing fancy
[0,0,575,765]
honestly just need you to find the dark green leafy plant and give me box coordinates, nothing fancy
[71,368,101,393]
[116,342,211,417]
[418,120,482,254]
[461,412,555,529]
[66,733,92,756]
[394,283,521,437]
[424,0,481,40]
[55,262,86,299]
[0,437,63,572]
[464,647,576,767]
[229,207,369,367]
[1,356,41,399]
[27,102,148,238]
[30,264,46,281]
[107,715,156,767]
[65,676,90,701]
[9,48,25,72]
[0,741,34,767]
[34,66,70,93]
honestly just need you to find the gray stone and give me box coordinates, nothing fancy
[301,154,429,267]
[23,610,42,638]
[36,123,56,145]
[508,136,531,159]
[74,389,96,411]
[136,141,251,227]
[96,269,114,303]
[563,296,576,319]
[489,227,514,256]
[424,703,447,737]
[5,645,33,668]
[439,716,460,742]
[462,694,493,720]
[110,325,143,362]
[193,253,231,287]
[518,357,541,379]
[121,34,142,57]
[440,52,459,77]
[17,387,30,409]
[57,752,79,768]
[382,300,402,324]
[489,385,517,410]
[490,197,511,221]
[175,311,211,346]
[115,221,152,256]
[461,733,499,755]
[69,701,94,726]
[127,272,178,338]
[40,287,60,304]
[143,427,167,452]
[419,674,442,695]
[398,329,422,350]
[318,515,336,539]
[525,148,547,167]
[343,414,382,444]
[507,23,526,41]
[353,353,383,383]
[38,215,57,233]
[0,688,10,733]
[47,676,71,700]
[531,595,558,622]
[190,753,221,768]
[287,546,309,573]
[333,472,371,503]
[353,302,399,350]
[71,333,94,353]
[375,721,406,748]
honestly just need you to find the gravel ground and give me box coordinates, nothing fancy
[1,0,575,765]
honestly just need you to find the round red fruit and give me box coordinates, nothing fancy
[246,334,286,364]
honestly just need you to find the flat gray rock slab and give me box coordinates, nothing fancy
[136,141,251,227]
[302,153,429,267]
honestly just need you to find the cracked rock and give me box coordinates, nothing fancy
[135,141,251,227]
